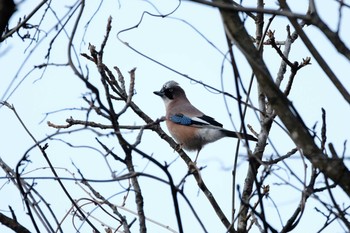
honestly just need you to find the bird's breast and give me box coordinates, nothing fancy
[165,120,227,151]
[166,120,203,151]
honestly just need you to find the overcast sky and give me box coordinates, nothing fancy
[1,1,349,232]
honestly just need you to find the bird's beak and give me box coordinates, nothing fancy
[153,90,164,97]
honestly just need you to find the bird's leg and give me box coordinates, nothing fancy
[189,150,201,176]
[193,149,201,164]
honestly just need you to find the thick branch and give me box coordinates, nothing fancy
[0,212,31,233]
[308,2,350,61]
[278,0,350,104]
[215,0,350,196]
[0,0,16,40]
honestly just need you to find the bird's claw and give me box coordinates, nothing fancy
[174,143,183,152]
[188,160,199,173]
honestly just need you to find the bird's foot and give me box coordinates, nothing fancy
[188,160,199,173]
[174,143,183,152]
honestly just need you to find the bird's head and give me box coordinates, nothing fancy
[154,80,186,106]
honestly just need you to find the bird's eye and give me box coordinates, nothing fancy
[164,88,174,99]
[165,88,172,94]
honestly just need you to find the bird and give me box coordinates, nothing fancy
[154,80,258,162]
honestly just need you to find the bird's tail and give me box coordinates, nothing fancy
[222,129,258,141]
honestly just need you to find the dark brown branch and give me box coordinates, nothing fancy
[94,17,148,232]
[264,148,298,165]
[308,3,350,61]
[321,108,327,152]
[280,168,317,232]
[190,0,311,21]
[3,102,100,232]
[0,0,16,41]
[0,0,49,42]
[190,165,235,232]
[0,156,63,233]
[267,29,311,79]
[324,176,350,231]
[266,30,295,68]
[48,117,164,130]
[81,180,130,232]
[0,212,31,233]
[215,0,350,196]
[99,15,112,58]
[277,0,350,104]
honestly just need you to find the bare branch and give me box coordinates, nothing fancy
[278,0,350,104]
[0,0,16,41]
[0,212,31,233]
[215,0,350,197]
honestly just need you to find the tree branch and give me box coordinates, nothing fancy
[278,0,350,104]
[0,212,31,233]
[215,0,350,197]
[0,0,16,41]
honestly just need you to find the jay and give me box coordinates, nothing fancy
[154,80,258,162]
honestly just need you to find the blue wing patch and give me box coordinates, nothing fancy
[170,114,192,125]
[170,113,220,127]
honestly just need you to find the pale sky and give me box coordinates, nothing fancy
[0,0,349,232]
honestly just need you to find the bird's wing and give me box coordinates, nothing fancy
[196,115,223,127]
[169,113,258,142]
[169,113,223,128]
